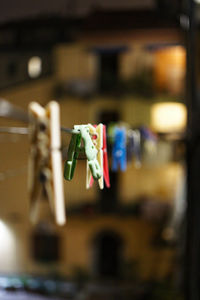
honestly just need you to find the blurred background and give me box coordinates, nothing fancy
[0,0,198,299]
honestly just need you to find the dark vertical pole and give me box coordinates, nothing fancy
[185,0,200,299]
[186,0,197,113]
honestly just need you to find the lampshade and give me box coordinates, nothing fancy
[151,102,187,133]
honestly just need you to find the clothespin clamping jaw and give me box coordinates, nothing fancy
[64,124,103,183]
[112,127,127,172]
[28,101,66,226]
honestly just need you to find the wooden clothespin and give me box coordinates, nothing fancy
[88,124,110,189]
[28,101,66,226]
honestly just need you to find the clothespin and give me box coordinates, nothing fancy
[140,126,157,156]
[112,127,127,172]
[86,124,103,189]
[64,132,82,180]
[128,129,141,169]
[102,125,110,187]
[76,125,103,181]
[87,124,110,189]
[64,125,102,181]
[107,122,117,144]
[28,101,66,226]
[89,124,110,189]
[127,130,135,163]
[140,126,157,142]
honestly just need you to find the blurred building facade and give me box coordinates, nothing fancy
[0,6,186,289]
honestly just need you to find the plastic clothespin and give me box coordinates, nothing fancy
[107,122,117,144]
[64,132,82,180]
[89,124,110,189]
[86,123,103,189]
[140,126,157,142]
[28,101,66,226]
[64,125,102,181]
[140,126,157,156]
[102,125,110,187]
[127,130,135,163]
[112,127,127,172]
[128,129,141,169]
[76,125,102,181]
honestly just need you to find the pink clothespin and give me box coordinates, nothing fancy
[89,124,110,188]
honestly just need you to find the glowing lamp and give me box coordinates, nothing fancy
[28,56,42,78]
[151,102,187,133]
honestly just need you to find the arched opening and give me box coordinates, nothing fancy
[92,230,124,279]
[31,222,60,263]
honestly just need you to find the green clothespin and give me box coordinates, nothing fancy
[75,125,102,180]
[64,125,102,181]
[64,132,82,180]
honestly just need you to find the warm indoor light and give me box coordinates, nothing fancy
[151,102,187,133]
[154,46,186,95]
[28,56,42,78]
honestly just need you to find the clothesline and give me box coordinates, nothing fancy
[0,99,181,226]
[0,126,75,135]
[0,127,29,134]
[0,124,157,183]
[0,125,141,182]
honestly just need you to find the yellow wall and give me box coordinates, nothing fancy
[121,162,183,203]
[120,44,154,79]
[54,44,97,82]
[61,217,174,280]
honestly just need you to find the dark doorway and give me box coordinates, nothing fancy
[98,110,120,213]
[93,230,123,279]
[98,52,119,93]
[31,223,60,263]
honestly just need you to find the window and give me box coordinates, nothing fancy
[7,61,18,78]
[91,46,127,93]
[92,230,123,278]
[98,52,119,92]
[31,224,60,263]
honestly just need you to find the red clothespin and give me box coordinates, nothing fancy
[102,125,110,188]
[89,124,110,188]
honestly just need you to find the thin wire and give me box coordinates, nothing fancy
[0,98,29,123]
[0,127,29,134]
[0,126,78,135]
[60,127,80,134]
[0,126,84,181]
